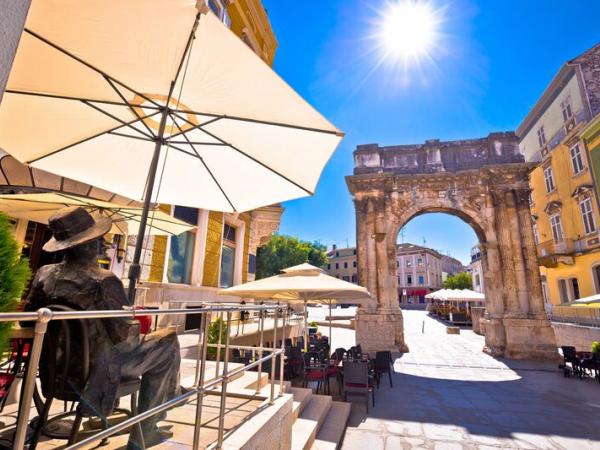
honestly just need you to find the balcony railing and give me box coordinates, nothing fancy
[0,303,289,450]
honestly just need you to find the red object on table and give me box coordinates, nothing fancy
[133,307,153,334]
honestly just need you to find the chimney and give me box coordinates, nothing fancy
[332,244,337,250]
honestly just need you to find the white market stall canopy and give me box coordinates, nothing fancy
[0,0,344,213]
[425,289,485,302]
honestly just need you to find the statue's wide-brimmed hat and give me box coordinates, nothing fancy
[43,206,112,252]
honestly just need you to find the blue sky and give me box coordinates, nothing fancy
[263,0,600,264]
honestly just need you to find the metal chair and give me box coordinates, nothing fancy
[343,360,375,412]
[374,351,394,388]
[28,305,145,450]
[560,346,581,378]
[302,352,328,394]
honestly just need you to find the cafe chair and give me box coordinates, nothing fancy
[374,351,394,388]
[560,346,581,378]
[303,352,328,394]
[343,360,375,412]
[28,305,145,450]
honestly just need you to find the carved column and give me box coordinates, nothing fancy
[354,194,408,353]
[500,188,558,360]
[505,190,530,315]
[480,193,506,356]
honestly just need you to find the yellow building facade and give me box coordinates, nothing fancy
[518,44,600,307]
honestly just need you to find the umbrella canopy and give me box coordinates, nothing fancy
[0,1,343,212]
[220,263,372,304]
[0,0,343,300]
[220,263,372,350]
[564,293,600,308]
[0,192,194,236]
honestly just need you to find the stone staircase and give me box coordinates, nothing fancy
[289,387,351,450]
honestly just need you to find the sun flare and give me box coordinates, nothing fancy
[373,0,443,68]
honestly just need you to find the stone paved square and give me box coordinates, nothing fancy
[342,310,600,449]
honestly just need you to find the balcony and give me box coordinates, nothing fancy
[536,237,597,267]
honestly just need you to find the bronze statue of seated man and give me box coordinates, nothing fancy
[24,207,181,448]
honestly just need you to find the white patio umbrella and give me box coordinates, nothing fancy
[219,263,372,350]
[0,192,195,236]
[0,1,343,301]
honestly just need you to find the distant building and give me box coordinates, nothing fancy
[396,243,445,306]
[467,245,484,293]
[325,242,465,306]
[325,245,358,283]
[440,254,465,277]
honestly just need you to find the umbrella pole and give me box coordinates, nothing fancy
[329,301,332,352]
[304,300,308,352]
[127,85,173,304]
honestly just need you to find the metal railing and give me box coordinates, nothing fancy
[1,303,291,450]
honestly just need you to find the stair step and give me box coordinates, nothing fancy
[310,401,351,450]
[291,395,332,450]
[290,387,313,419]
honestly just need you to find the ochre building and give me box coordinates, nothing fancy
[518,43,600,307]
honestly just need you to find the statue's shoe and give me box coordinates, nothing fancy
[127,428,174,449]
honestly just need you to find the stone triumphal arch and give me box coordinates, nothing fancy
[346,132,557,360]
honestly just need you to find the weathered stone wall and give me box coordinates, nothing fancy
[551,321,600,352]
[0,1,30,104]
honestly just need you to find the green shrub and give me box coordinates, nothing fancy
[309,320,318,328]
[0,213,31,354]
[591,341,600,354]
[207,316,228,360]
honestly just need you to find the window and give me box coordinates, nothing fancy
[352,274,357,283]
[594,265,600,294]
[580,197,596,234]
[417,257,423,266]
[570,277,580,301]
[558,279,569,303]
[406,259,412,267]
[219,224,237,288]
[353,261,357,268]
[335,263,339,269]
[550,214,563,242]
[474,274,481,288]
[353,249,357,255]
[343,275,350,282]
[418,275,425,285]
[207,0,231,26]
[570,143,585,175]
[561,97,573,122]
[544,166,555,192]
[327,264,331,270]
[407,275,412,285]
[532,223,540,245]
[336,251,339,257]
[344,262,348,269]
[167,206,198,284]
[537,126,546,148]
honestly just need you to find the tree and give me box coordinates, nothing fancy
[0,213,31,353]
[256,234,327,279]
[442,272,472,290]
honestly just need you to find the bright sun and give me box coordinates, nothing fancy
[375,0,442,65]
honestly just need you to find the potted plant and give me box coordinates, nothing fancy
[308,320,318,336]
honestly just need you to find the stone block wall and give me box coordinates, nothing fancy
[551,321,600,352]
